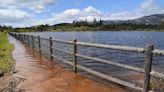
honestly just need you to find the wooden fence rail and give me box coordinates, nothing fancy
[9,32,164,92]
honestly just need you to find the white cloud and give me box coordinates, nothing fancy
[79,6,103,21]
[0,9,32,25]
[0,0,55,27]
[34,6,144,26]
[141,0,159,11]
[140,0,164,15]
[0,0,164,27]
[30,5,46,13]
[63,9,80,16]
[0,0,55,12]
[82,6,101,16]
[34,6,103,25]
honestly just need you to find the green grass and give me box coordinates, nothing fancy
[0,32,13,73]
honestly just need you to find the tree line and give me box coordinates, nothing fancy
[0,20,164,32]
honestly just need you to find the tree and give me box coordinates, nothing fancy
[93,18,97,24]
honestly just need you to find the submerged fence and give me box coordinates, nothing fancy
[9,32,164,92]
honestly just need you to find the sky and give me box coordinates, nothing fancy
[0,0,164,27]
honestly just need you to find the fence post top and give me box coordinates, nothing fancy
[146,44,153,47]
[73,39,77,42]
[50,37,52,39]
[145,44,154,50]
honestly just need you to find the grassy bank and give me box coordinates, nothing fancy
[0,32,13,73]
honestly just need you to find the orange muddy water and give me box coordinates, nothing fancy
[9,36,141,92]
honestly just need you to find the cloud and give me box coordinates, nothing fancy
[0,0,55,12]
[79,6,103,21]
[0,0,164,27]
[30,5,46,13]
[63,9,80,16]
[0,0,55,27]
[140,0,164,15]
[35,6,144,26]
[141,0,159,11]
[34,6,103,25]
[0,9,32,26]
[82,6,101,16]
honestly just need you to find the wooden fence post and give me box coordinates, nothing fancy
[17,34,18,40]
[18,34,19,40]
[14,33,16,38]
[26,34,28,45]
[28,35,31,46]
[32,35,35,55]
[24,34,26,42]
[21,34,22,41]
[19,34,21,40]
[27,35,29,45]
[21,34,23,41]
[19,34,20,40]
[18,33,20,40]
[32,35,34,49]
[21,34,23,42]
[73,39,77,73]
[49,37,53,61]
[23,34,25,43]
[17,34,19,40]
[15,33,16,39]
[143,44,153,92]
[38,36,41,55]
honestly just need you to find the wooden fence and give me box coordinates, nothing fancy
[9,32,164,92]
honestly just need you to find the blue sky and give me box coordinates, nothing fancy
[0,0,164,27]
[54,0,142,13]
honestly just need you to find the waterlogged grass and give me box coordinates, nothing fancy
[0,32,13,73]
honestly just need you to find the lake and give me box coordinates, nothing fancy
[26,31,164,78]
[29,31,164,49]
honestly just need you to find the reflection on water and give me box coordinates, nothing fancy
[9,35,127,92]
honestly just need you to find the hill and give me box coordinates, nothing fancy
[1,13,164,32]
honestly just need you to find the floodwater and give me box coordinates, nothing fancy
[24,31,164,86]
[30,31,164,49]
[9,35,129,91]
[28,31,164,72]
